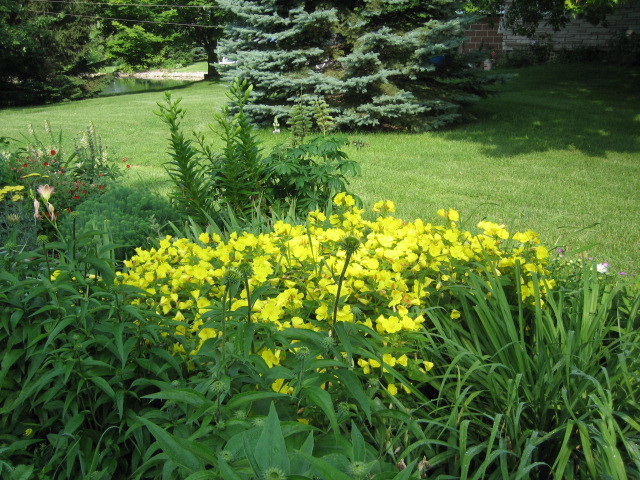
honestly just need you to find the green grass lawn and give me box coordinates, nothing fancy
[1,63,639,273]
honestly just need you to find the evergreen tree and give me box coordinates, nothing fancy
[220,0,490,131]
[218,0,338,125]
[332,0,487,130]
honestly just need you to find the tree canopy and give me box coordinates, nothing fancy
[98,0,225,77]
[466,0,631,36]
[0,0,99,106]
[220,0,491,131]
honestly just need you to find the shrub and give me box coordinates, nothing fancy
[156,79,360,225]
[117,195,554,389]
[60,184,181,260]
[0,214,423,479]
[2,192,638,478]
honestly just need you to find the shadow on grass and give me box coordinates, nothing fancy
[444,64,640,158]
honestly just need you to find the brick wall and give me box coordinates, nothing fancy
[462,16,503,52]
[503,0,640,50]
[462,0,640,52]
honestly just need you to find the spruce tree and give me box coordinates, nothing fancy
[220,0,489,131]
[218,0,338,125]
[331,0,488,130]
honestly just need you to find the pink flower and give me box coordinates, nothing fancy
[37,184,55,202]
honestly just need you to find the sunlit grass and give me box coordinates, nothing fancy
[1,63,638,273]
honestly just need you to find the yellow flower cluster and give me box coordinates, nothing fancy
[118,195,554,392]
[0,185,25,202]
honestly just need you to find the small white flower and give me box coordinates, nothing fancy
[597,262,609,273]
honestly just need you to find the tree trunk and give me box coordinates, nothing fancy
[204,43,220,81]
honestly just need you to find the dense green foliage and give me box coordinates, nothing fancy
[0,197,638,478]
[219,0,491,130]
[466,0,631,36]
[0,0,102,106]
[99,0,225,75]
[60,184,180,261]
[157,79,360,224]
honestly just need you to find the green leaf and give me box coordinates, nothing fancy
[391,459,418,480]
[217,455,246,480]
[301,386,339,438]
[143,389,212,408]
[135,415,202,473]
[252,402,290,475]
[10,464,34,480]
[296,452,352,480]
[63,413,85,435]
[332,370,372,423]
[225,391,290,410]
[290,431,314,475]
[184,472,218,480]
[88,376,116,400]
[350,422,366,463]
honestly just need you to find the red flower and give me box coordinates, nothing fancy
[43,162,49,167]
[50,149,57,156]
[126,164,131,168]
[22,163,29,168]
[98,185,105,190]
[73,195,79,200]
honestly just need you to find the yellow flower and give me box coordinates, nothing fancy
[450,309,461,319]
[24,428,33,437]
[198,232,210,244]
[421,361,435,373]
[387,383,398,396]
[260,348,282,368]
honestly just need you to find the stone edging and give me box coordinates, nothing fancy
[118,71,206,80]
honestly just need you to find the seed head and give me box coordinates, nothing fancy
[339,235,360,255]
[262,467,286,480]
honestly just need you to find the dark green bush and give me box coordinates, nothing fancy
[61,184,181,260]
[157,79,360,227]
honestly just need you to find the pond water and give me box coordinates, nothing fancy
[99,77,195,96]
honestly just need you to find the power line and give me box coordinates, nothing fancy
[33,0,213,9]
[42,11,219,27]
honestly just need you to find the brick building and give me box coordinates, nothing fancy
[462,0,640,52]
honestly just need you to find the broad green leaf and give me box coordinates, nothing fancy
[218,456,246,480]
[143,389,212,407]
[391,459,418,480]
[290,431,314,475]
[332,370,372,422]
[253,402,290,475]
[135,415,202,473]
[184,472,218,480]
[225,391,289,410]
[350,422,366,463]
[10,464,34,480]
[88,376,116,400]
[301,386,339,438]
[63,413,85,435]
[296,452,352,480]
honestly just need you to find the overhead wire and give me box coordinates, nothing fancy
[33,0,213,9]
[41,11,219,27]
